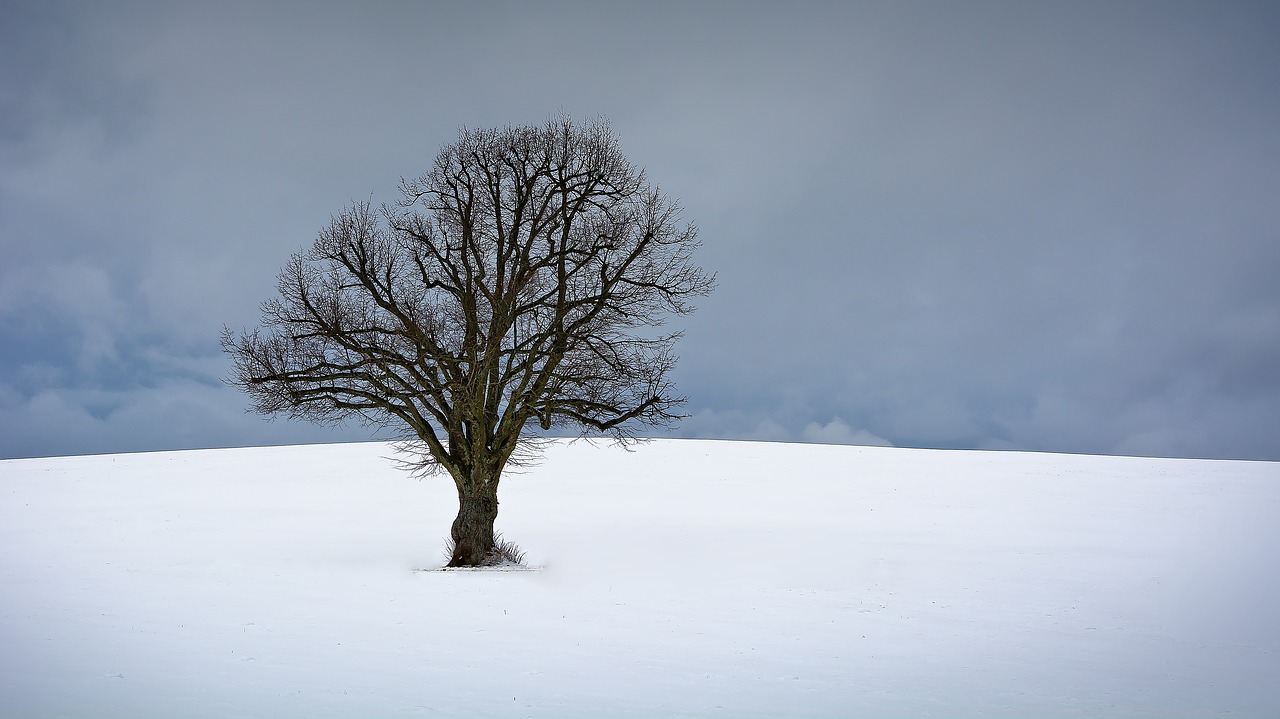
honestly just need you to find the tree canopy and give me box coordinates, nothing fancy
[223,118,714,565]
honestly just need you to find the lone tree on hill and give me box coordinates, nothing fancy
[223,118,715,566]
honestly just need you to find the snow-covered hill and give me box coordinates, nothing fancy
[2,439,1278,717]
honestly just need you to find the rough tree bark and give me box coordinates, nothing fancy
[447,458,503,567]
[223,117,714,566]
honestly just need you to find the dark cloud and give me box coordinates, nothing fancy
[2,1,1278,459]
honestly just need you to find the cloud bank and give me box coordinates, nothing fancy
[2,2,1278,460]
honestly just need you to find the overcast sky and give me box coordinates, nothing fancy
[2,1,1278,461]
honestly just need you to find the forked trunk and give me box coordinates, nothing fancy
[448,483,499,567]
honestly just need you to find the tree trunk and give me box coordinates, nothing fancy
[448,481,499,567]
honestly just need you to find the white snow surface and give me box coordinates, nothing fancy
[2,439,1278,718]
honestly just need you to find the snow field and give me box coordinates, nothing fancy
[2,439,1278,717]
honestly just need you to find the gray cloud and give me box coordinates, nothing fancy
[2,1,1278,459]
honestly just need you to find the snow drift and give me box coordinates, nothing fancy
[2,439,1278,717]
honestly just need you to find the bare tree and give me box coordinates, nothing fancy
[222,118,714,566]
